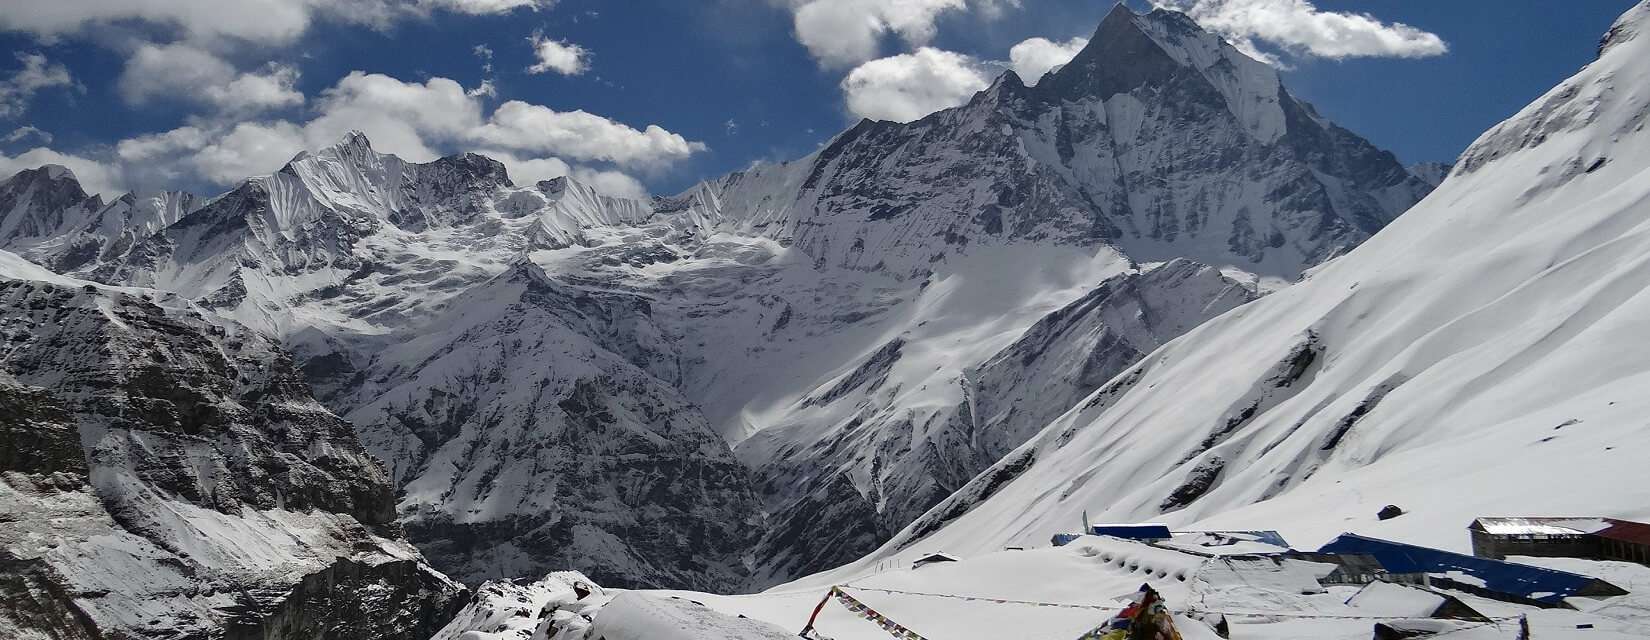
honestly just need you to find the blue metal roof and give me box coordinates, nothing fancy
[1317,533,1613,605]
[1091,524,1173,539]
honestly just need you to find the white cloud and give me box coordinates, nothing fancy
[1155,0,1447,63]
[119,43,303,115]
[427,0,552,15]
[99,70,701,194]
[2,125,51,145]
[1008,36,1087,84]
[480,149,572,185]
[788,0,970,68]
[474,100,706,168]
[479,149,648,199]
[188,120,309,184]
[0,147,125,198]
[115,126,209,163]
[305,72,483,160]
[841,47,992,123]
[526,32,591,76]
[0,0,549,46]
[0,52,75,118]
[571,167,648,199]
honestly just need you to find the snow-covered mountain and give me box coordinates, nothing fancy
[0,4,1438,593]
[804,0,1650,587]
[691,2,1429,585]
[0,251,462,639]
[687,4,1432,281]
[0,165,198,273]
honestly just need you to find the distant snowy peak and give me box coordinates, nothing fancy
[1407,162,1453,188]
[692,4,1431,281]
[1045,4,1286,143]
[0,164,101,246]
[267,131,513,233]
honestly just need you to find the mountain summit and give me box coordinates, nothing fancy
[691,4,1432,283]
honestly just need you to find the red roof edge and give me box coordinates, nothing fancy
[1598,518,1650,546]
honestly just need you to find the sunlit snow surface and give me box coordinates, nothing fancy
[619,539,1647,640]
[801,0,1650,592]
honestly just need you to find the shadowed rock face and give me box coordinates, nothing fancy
[0,274,462,640]
[349,264,763,591]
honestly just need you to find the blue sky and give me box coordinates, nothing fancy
[0,1,1636,199]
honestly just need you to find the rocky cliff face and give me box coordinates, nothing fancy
[343,262,762,590]
[0,252,462,640]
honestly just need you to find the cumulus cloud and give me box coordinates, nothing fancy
[526,32,590,75]
[1008,36,1087,84]
[841,47,992,123]
[1155,0,1447,64]
[119,43,303,115]
[473,100,706,168]
[0,52,75,118]
[0,147,125,198]
[787,0,970,68]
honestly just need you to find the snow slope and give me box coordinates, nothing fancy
[626,537,1650,640]
[812,0,1650,585]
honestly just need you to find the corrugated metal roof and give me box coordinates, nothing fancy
[1318,534,1618,605]
[1597,518,1650,546]
[1470,517,1607,536]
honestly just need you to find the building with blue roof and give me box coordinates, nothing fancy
[1317,533,1626,608]
[1090,523,1172,540]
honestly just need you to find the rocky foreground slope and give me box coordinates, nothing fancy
[0,252,463,639]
